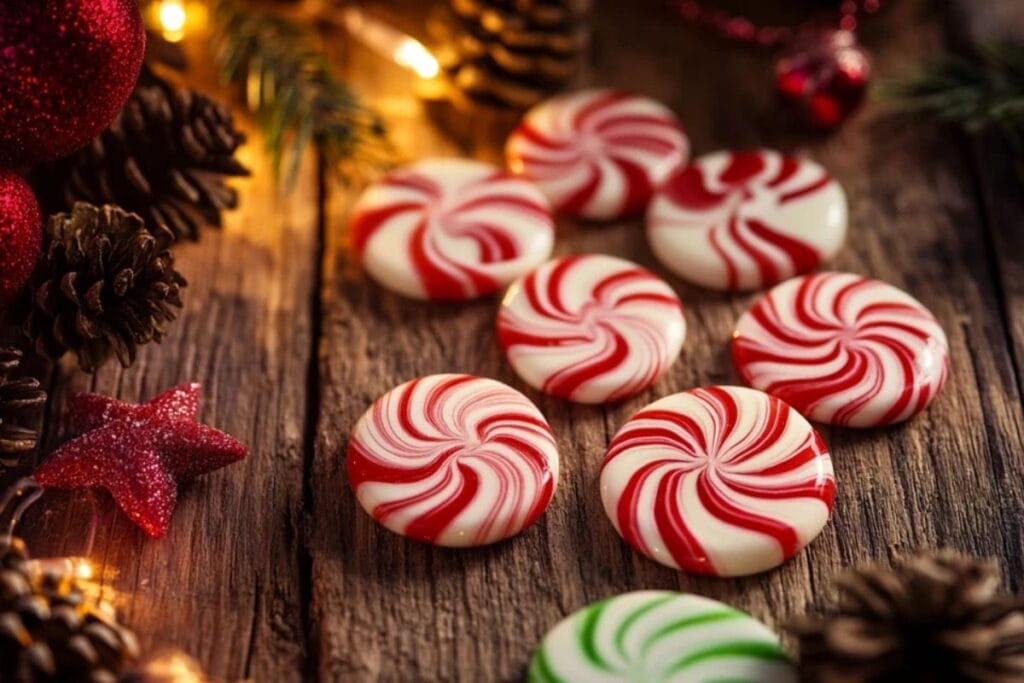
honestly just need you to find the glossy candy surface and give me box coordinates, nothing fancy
[600,385,835,576]
[528,590,797,682]
[347,374,559,546]
[350,159,554,300]
[498,254,686,404]
[732,272,949,427]
[647,149,847,291]
[506,89,689,220]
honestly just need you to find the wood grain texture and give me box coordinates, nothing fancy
[8,1,1024,681]
[308,0,1024,681]
[13,123,319,680]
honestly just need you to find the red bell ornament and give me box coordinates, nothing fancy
[0,0,146,166]
[775,29,871,129]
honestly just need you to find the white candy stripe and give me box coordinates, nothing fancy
[347,374,559,546]
[732,272,950,427]
[498,255,686,404]
[600,385,835,577]
[647,149,847,291]
[506,89,688,220]
[350,158,554,300]
[528,591,797,683]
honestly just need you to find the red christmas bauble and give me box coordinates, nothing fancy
[0,0,145,166]
[775,29,871,129]
[0,170,42,310]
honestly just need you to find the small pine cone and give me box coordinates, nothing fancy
[441,0,592,110]
[0,537,140,683]
[791,551,1024,682]
[34,72,249,242]
[14,204,187,374]
[0,348,47,468]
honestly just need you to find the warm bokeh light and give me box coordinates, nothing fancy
[393,39,440,79]
[158,0,187,42]
[75,559,95,581]
[338,7,440,79]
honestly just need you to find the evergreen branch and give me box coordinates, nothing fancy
[209,0,390,188]
[880,42,1024,152]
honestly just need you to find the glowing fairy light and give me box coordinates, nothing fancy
[337,7,440,79]
[158,0,187,42]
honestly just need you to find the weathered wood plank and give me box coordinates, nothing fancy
[16,118,319,679]
[309,1,1024,681]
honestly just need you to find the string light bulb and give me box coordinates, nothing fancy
[336,7,440,79]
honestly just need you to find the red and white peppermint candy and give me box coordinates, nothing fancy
[347,374,559,547]
[498,254,686,404]
[506,89,689,221]
[600,385,835,577]
[350,158,555,301]
[647,149,848,291]
[732,272,950,428]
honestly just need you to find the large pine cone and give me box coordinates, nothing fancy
[0,348,46,468]
[34,72,249,242]
[0,537,140,682]
[791,552,1024,682]
[14,204,187,374]
[441,0,592,110]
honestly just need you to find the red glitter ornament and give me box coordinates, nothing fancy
[669,0,880,130]
[775,29,871,129]
[0,169,42,310]
[0,0,145,166]
[34,384,249,538]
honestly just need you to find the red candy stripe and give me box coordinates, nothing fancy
[347,374,559,546]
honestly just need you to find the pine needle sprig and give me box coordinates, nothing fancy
[209,0,390,188]
[881,42,1024,153]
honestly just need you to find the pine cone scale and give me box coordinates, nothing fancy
[12,204,186,373]
[794,552,1024,683]
[0,349,46,467]
[0,537,140,682]
[33,72,249,242]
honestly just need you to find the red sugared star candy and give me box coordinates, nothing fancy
[34,384,248,538]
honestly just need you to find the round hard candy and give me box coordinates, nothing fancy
[347,374,559,546]
[528,591,797,683]
[506,89,689,220]
[646,149,848,291]
[732,271,950,427]
[600,385,835,576]
[349,158,554,301]
[498,254,686,404]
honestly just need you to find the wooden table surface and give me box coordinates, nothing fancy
[11,0,1024,681]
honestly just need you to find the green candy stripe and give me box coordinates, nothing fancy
[528,646,564,683]
[580,597,615,671]
[664,641,790,676]
[614,593,677,659]
[640,610,746,658]
[529,593,793,683]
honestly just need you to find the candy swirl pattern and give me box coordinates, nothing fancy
[600,386,835,577]
[732,272,950,427]
[498,255,687,404]
[528,591,797,683]
[506,89,689,220]
[347,374,559,547]
[349,158,554,300]
[646,149,848,291]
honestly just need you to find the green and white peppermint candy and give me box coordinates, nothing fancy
[528,591,796,683]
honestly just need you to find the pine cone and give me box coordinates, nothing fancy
[14,204,187,374]
[0,348,46,468]
[0,536,140,682]
[441,0,592,110]
[792,551,1024,682]
[34,72,249,242]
